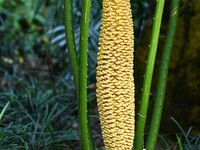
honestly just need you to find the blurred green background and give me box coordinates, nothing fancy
[0,0,199,149]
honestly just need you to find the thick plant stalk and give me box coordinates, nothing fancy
[78,0,94,149]
[96,0,135,149]
[134,0,165,150]
[64,0,79,91]
[146,0,180,149]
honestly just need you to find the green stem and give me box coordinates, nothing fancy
[134,0,165,149]
[64,0,79,92]
[78,0,94,149]
[146,0,180,149]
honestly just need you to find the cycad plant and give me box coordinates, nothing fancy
[64,0,180,149]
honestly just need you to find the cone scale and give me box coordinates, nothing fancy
[96,0,135,149]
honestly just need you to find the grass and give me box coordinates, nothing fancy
[1,67,199,149]
[0,101,10,120]
[0,0,100,149]
[0,71,80,149]
[171,117,200,150]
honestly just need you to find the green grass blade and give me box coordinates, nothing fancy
[171,117,192,147]
[134,0,165,149]
[78,0,94,149]
[176,134,183,150]
[146,0,180,149]
[64,0,79,91]
[0,101,10,120]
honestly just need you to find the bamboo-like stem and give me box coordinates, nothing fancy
[78,0,94,149]
[146,0,180,149]
[134,0,165,149]
[64,0,79,91]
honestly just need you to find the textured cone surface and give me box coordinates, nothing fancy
[96,0,135,149]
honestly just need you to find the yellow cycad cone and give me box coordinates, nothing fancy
[96,0,135,149]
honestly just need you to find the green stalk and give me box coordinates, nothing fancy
[146,0,180,149]
[64,0,79,91]
[78,0,94,149]
[134,0,165,149]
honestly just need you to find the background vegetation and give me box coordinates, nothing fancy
[0,0,199,149]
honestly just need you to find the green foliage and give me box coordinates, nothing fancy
[50,0,101,82]
[172,117,200,150]
[0,0,63,73]
[0,72,79,149]
[176,134,183,150]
